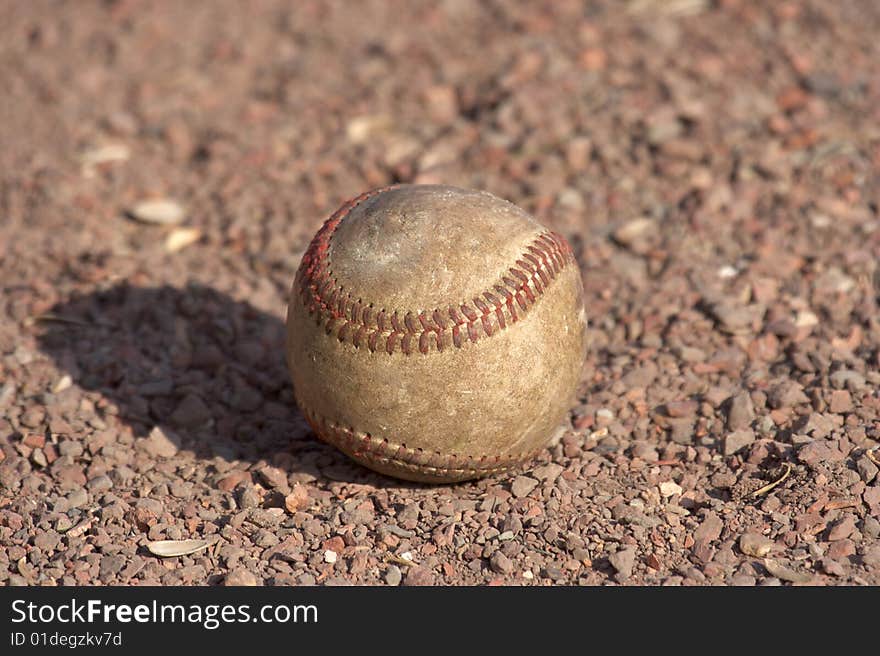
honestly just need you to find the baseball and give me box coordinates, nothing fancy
[286,184,587,483]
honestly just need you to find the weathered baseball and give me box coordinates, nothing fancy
[286,184,587,483]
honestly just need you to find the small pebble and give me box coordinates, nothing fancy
[609,547,637,580]
[659,481,682,497]
[225,569,259,586]
[384,565,402,586]
[510,476,539,498]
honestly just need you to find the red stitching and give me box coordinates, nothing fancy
[299,404,543,480]
[294,186,576,355]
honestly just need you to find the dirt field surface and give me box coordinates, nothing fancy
[2,0,880,586]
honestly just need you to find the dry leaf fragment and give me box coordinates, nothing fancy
[30,313,97,328]
[129,199,185,225]
[146,539,211,558]
[80,144,130,166]
[165,227,202,252]
[53,375,72,393]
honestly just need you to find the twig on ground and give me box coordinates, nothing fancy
[384,553,416,567]
[29,313,113,328]
[749,463,791,499]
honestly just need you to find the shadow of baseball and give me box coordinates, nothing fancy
[35,282,394,486]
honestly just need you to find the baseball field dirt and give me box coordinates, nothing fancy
[1,0,879,586]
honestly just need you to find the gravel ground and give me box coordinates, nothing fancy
[2,0,880,586]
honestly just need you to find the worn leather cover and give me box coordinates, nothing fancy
[286,184,587,482]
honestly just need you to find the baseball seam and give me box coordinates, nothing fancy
[294,186,576,355]
[299,404,544,480]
